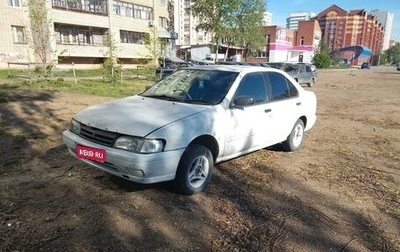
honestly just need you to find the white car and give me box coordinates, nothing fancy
[63,65,317,195]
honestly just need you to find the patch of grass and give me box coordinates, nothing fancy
[2,77,153,98]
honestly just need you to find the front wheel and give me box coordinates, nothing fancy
[175,144,214,195]
[283,119,305,152]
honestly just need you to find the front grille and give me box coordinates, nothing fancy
[78,124,120,147]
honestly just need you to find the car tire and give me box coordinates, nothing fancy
[175,144,214,195]
[283,119,305,152]
[308,78,315,87]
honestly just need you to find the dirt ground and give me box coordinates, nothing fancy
[1,66,399,252]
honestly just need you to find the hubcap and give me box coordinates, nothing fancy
[292,124,303,147]
[188,156,209,188]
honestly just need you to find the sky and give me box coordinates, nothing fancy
[265,0,400,41]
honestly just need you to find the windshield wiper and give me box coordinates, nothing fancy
[184,99,213,105]
[142,94,181,101]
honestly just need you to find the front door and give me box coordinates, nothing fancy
[223,72,272,159]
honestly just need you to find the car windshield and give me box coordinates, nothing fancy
[141,69,238,105]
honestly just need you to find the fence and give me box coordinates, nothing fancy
[6,62,158,83]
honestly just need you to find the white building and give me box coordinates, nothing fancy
[286,12,317,30]
[370,10,394,51]
[0,0,170,68]
[173,0,212,47]
[263,11,272,26]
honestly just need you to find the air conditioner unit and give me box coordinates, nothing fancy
[149,20,154,27]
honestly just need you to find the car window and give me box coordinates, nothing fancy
[234,73,267,105]
[267,72,298,101]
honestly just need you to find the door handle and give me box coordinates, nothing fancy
[296,102,301,106]
[264,109,272,113]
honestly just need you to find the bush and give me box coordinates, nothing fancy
[313,52,331,69]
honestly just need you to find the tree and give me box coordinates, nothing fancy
[384,42,400,64]
[192,0,266,61]
[312,53,331,68]
[192,0,240,61]
[28,0,52,76]
[234,0,266,56]
[144,26,164,67]
[312,40,331,68]
[102,35,122,83]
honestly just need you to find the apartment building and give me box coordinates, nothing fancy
[263,11,272,26]
[0,0,170,68]
[370,9,393,51]
[286,12,317,30]
[173,0,212,47]
[317,5,384,65]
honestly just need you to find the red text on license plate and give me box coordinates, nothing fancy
[76,145,106,163]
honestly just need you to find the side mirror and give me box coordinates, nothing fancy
[231,96,254,109]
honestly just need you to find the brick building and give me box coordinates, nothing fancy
[248,20,321,64]
[317,5,384,65]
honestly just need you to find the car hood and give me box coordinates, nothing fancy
[74,95,210,137]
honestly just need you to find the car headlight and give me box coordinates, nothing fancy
[114,136,165,153]
[69,119,81,134]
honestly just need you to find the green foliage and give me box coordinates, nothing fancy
[0,76,151,98]
[192,0,265,55]
[312,40,333,69]
[234,0,266,52]
[312,52,331,69]
[143,27,163,68]
[384,42,400,64]
[318,39,330,53]
[102,35,122,83]
[378,52,387,65]
[28,0,52,75]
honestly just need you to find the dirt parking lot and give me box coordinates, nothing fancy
[1,66,399,251]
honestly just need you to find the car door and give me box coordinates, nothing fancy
[223,72,272,158]
[265,71,302,143]
[298,64,307,83]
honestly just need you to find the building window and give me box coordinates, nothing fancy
[120,30,146,44]
[251,50,267,58]
[113,1,151,20]
[54,23,108,46]
[12,26,26,43]
[7,0,21,7]
[266,35,270,44]
[159,17,167,28]
[300,37,304,45]
[133,4,150,19]
[52,0,107,15]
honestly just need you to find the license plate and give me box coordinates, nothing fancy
[76,145,106,163]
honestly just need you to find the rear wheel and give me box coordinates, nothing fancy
[307,78,315,87]
[283,119,305,151]
[175,144,214,195]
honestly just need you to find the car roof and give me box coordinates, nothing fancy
[182,65,285,74]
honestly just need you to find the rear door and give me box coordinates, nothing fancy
[264,71,302,143]
[223,72,272,158]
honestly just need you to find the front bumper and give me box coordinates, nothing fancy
[62,130,185,184]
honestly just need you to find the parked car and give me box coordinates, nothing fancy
[396,63,400,71]
[283,63,317,87]
[156,61,195,78]
[63,65,317,195]
[360,62,371,69]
